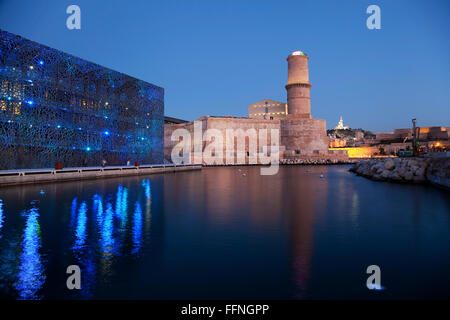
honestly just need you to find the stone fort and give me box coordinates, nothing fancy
[164,51,348,164]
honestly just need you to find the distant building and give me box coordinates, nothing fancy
[334,116,349,130]
[375,127,450,142]
[248,99,287,120]
[355,130,364,141]
[329,138,346,148]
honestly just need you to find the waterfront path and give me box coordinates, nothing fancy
[0,164,201,187]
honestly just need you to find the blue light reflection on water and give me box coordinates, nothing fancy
[1,177,158,299]
[71,200,95,298]
[100,202,115,261]
[93,193,104,229]
[0,167,448,299]
[0,199,4,238]
[142,179,151,199]
[115,185,128,230]
[70,197,77,229]
[132,202,143,254]
[74,202,87,250]
[15,202,45,300]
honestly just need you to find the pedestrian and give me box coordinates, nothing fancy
[126,157,130,166]
[101,159,107,167]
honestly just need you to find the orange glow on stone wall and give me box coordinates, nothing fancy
[329,147,375,158]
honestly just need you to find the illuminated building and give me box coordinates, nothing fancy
[334,116,349,130]
[0,29,164,169]
[248,99,287,120]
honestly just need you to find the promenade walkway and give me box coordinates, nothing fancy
[0,163,201,187]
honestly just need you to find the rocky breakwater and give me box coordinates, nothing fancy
[350,157,450,188]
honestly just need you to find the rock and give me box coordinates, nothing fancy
[408,160,418,167]
[370,166,378,175]
[413,175,426,183]
[404,171,414,181]
[390,172,402,181]
[410,165,419,174]
[419,161,428,169]
[350,157,445,186]
[372,173,383,181]
[384,160,395,170]
[381,170,390,179]
[415,167,425,177]
[397,167,406,178]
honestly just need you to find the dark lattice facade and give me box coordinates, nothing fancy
[0,29,164,170]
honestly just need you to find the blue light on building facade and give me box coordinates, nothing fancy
[0,29,164,169]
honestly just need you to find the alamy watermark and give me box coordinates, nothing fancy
[170,121,280,175]
[66,5,81,30]
[366,265,384,290]
[66,265,81,290]
[366,5,381,30]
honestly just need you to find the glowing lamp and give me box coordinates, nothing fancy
[291,50,305,56]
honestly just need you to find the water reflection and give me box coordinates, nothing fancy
[142,179,152,238]
[0,199,4,238]
[71,200,95,298]
[15,201,45,300]
[132,202,143,254]
[74,202,87,250]
[350,192,360,229]
[0,167,448,299]
[115,185,128,230]
[142,179,151,199]
[0,176,160,299]
[93,194,103,226]
[70,197,77,230]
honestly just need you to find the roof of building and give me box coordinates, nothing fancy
[164,116,188,124]
[248,99,286,107]
[290,50,307,57]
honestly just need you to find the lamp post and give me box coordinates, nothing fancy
[411,118,420,156]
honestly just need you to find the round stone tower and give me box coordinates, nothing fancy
[281,50,329,158]
[285,51,311,118]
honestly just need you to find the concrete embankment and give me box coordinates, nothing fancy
[350,157,450,189]
[0,164,201,187]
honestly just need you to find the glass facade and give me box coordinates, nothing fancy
[0,29,164,170]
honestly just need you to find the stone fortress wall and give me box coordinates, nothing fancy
[164,50,348,165]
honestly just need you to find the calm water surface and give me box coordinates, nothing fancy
[0,165,449,299]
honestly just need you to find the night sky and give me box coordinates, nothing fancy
[0,0,449,131]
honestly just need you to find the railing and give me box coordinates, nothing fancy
[0,163,201,177]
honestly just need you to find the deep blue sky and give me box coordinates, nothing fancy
[0,0,449,131]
